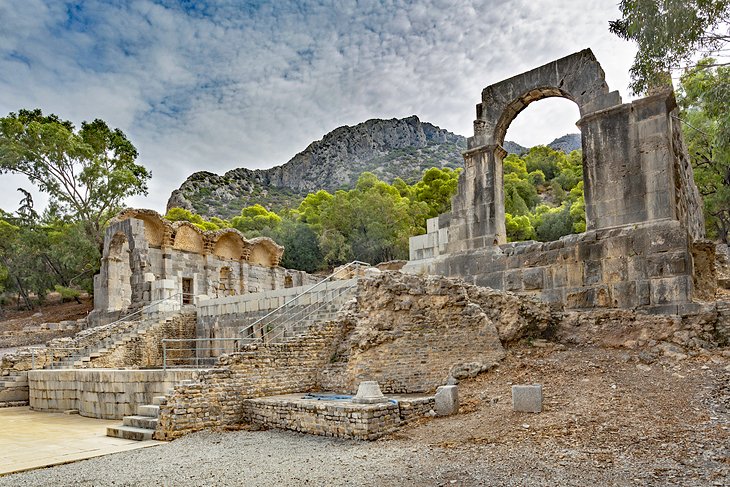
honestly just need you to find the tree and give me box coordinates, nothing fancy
[165,207,227,231]
[411,167,461,218]
[231,204,282,235]
[677,59,730,242]
[609,0,730,93]
[0,109,151,248]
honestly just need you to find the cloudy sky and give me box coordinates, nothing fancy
[0,0,637,213]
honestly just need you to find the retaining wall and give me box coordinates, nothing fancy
[28,369,199,419]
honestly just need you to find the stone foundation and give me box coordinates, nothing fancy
[28,369,199,419]
[240,393,435,440]
[406,220,709,313]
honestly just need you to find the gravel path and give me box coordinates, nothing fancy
[1,345,726,486]
[0,426,724,487]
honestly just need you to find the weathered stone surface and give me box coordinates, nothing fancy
[404,49,707,312]
[90,209,316,326]
[352,381,388,404]
[512,384,542,413]
[434,385,459,416]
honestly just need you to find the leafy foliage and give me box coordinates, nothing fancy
[164,207,229,231]
[231,204,282,236]
[677,59,730,242]
[503,147,586,243]
[609,0,730,93]
[0,109,151,247]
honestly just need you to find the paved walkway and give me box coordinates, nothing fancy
[0,407,164,476]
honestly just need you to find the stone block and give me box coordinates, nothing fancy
[649,276,692,305]
[434,385,459,416]
[522,268,544,290]
[512,384,542,413]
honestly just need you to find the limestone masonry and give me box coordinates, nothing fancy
[405,49,708,313]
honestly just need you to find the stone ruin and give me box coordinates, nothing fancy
[2,50,728,444]
[90,209,316,326]
[405,49,712,314]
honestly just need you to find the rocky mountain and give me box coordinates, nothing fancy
[546,133,581,153]
[167,116,580,219]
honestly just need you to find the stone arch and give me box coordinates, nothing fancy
[106,232,132,311]
[212,231,246,260]
[247,237,284,267]
[447,49,623,249]
[112,209,170,247]
[476,49,616,148]
[172,223,205,254]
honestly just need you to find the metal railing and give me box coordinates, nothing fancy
[240,261,369,344]
[46,292,188,369]
[161,337,259,370]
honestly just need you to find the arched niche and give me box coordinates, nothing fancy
[138,215,165,247]
[173,224,205,254]
[247,237,283,267]
[212,232,245,260]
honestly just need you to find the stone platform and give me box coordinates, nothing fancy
[241,393,436,440]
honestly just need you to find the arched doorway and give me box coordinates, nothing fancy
[501,98,584,243]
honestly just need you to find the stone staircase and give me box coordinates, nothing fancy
[52,316,177,368]
[106,378,197,441]
[0,371,29,406]
[106,395,166,441]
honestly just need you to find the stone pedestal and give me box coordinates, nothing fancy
[434,385,459,416]
[352,381,388,404]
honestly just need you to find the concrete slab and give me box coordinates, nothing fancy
[0,406,164,476]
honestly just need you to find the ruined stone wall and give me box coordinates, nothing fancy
[318,272,550,394]
[85,312,197,368]
[407,220,703,314]
[240,395,403,440]
[196,278,347,343]
[28,369,197,419]
[155,322,345,439]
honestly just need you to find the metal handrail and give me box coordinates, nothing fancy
[162,337,259,370]
[240,261,368,342]
[257,283,356,343]
[46,292,188,368]
[238,261,369,335]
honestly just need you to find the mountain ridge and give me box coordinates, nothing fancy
[167,116,580,219]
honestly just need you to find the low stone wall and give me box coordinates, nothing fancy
[406,220,708,313]
[155,322,347,440]
[240,394,404,440]
[28,369,198,419]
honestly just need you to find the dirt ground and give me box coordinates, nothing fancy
[1,341,727,486]
[385,343,730,485]
[0,298,92,349]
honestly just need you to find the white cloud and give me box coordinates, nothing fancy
[0,0,637,214]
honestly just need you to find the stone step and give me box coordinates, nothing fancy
[0,388,30,401]
[106,425,154,441]
[123,415,158,429]
[138,405,160,417]
[2,381,29,388]
[152,395,167,406]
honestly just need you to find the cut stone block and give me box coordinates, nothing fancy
[434,385,459,416]
[512,384,542,413]
[352,381,388,404]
